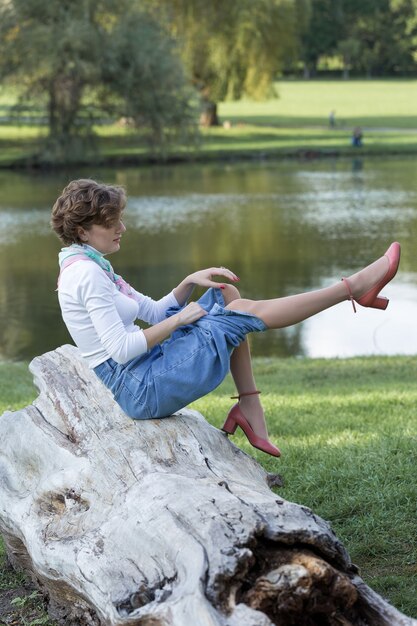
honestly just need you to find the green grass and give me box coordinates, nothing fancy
[200,124,417,158]
[2,80,417,166]
[2,123,416,168]
[192,355,417,618]
[220,79,417,128]
[0,355,416,621]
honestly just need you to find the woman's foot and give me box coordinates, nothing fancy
[238,394,269,440]
[222,398,281,457]
[344,242,400,309]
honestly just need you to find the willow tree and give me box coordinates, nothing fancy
[0,0,195,163]
[146,0,309,126]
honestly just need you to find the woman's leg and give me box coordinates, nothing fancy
[221,284,269,439]
[225,253,390,328]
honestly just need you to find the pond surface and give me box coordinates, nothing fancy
[1,156,417,362]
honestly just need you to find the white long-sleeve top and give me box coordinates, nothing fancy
[58,260,179,368]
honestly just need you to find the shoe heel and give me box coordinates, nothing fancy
[361,294,389,310]
[222,414,238,434]
[372,296,389,310]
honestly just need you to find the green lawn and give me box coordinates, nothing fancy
[220,79,417,129]
[193,355,417,618]
[2,123,416,168]
[0,355,416,623]
[2,80,417,166]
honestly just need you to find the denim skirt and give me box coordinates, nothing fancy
[94,288,267,419]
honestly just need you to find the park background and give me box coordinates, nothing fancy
[0,1,417,624]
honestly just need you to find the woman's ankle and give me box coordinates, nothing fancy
[239,394,262,409]
[349,255,388,299]
[239,396,265,420]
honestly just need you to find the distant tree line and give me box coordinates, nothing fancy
[0,0,416,162]
[299,0,417,79]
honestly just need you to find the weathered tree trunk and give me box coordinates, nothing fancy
[0,345,415,626]
[199,99,219,127]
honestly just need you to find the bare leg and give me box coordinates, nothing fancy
[225,254,390,329]
[220,250,396,450]
[221,285,269,439]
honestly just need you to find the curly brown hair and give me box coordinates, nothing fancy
[50,179,127,245]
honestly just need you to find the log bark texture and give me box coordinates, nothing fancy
[0,345,415,626]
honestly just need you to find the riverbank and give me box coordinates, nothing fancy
[2,123,417,170]
[0,355,416,623]
[2,79,417,168]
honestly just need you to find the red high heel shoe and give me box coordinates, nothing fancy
[342,242,401,312]
[221,391,281,457]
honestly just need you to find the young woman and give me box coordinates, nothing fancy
[52,179,401,458]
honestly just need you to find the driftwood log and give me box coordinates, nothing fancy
[0,345,415,626]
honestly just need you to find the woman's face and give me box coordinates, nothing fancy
[78,218,126,255]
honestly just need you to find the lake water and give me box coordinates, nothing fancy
[1,156,417,362]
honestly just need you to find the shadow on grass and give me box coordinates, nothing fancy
[223,115,417,129]
[202,130,343,144]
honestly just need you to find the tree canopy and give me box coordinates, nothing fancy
[0,0,417,160]
[0,0,195,161]
[301,0,417,77]
[146,0,308,124]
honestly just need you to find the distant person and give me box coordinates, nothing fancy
[352,126,363,147]
[52,180,401,458]
[329,110,336,128]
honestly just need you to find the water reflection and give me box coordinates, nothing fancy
[304,282,417,357]
[1,157,417,361]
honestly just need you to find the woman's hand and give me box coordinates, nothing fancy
[145,269,237,351]
[142,302,207,351]
[173,267,240,306]
[186,267,239,289]
[175,302,208,326]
